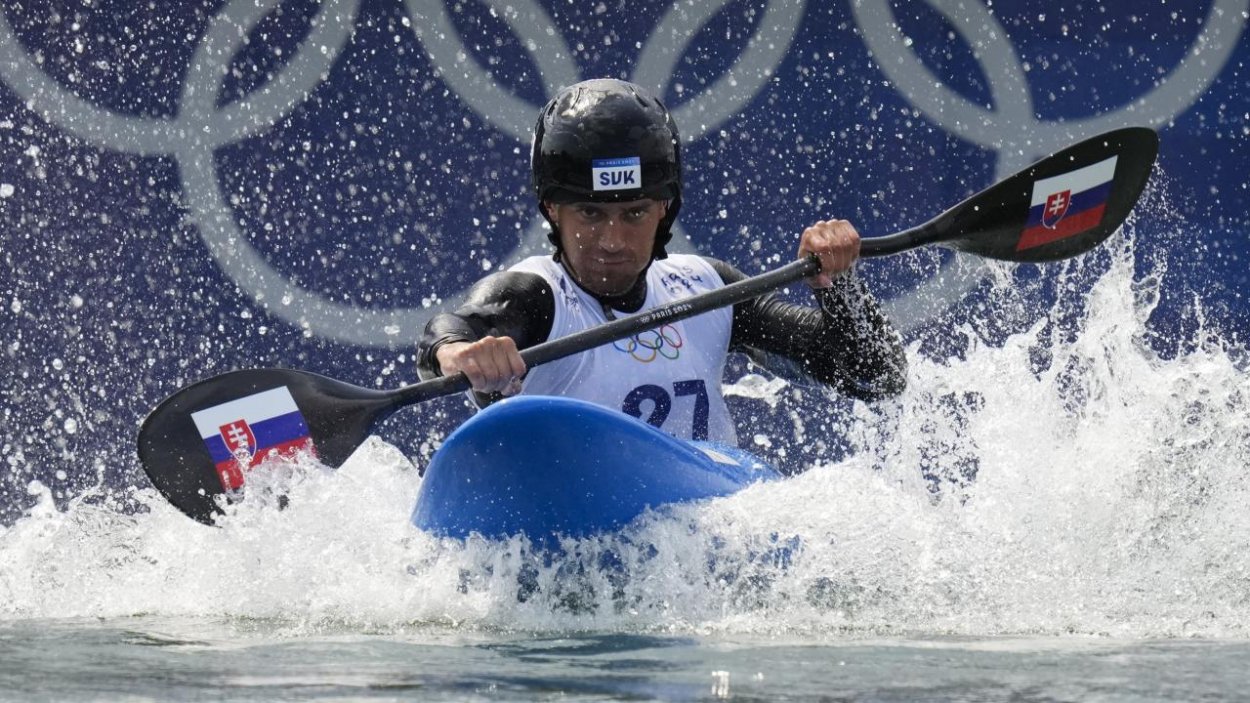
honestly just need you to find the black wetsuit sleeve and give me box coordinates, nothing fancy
[416,270,556,383]
[703,257,907,401]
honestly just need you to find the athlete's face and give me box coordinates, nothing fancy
[546,199,666,297]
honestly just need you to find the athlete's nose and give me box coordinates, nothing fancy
[598,217,628,252]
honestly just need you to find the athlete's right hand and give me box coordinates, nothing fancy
[435,336,527,396]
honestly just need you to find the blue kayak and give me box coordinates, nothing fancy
[411,396,780,544]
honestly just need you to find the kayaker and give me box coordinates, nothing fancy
[416,78,906,444]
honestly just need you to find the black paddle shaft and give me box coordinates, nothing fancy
[138,126,1158,524]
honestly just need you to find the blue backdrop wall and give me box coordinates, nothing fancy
[1,0,1247,521]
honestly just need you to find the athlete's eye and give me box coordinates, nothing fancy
[622,206,653,222]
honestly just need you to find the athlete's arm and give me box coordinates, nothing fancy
[704,257,908,401]
[416,270,556,399]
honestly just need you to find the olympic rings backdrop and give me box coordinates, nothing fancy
[1,0,1246,519]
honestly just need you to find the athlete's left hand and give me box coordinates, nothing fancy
[798,219,861,289]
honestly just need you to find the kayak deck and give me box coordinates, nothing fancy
[411,396,780,543]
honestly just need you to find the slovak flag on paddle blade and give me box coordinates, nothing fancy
[190,387,315,491]
[1017,155,1118,252]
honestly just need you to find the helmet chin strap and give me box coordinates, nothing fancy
[539,207,564,262]
[653,196,679,260]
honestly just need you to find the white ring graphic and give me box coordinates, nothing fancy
[0,0,355,154]
[850,0,1248,331]
[854,0,1247,175]
[633,0,805,142]
[174,0,416,343]
[403,0,579,141]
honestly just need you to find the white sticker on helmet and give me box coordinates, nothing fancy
[592,157,642,191]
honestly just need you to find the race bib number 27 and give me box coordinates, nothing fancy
[622,379,709,440]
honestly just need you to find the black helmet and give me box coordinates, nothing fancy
[532,78,682,259]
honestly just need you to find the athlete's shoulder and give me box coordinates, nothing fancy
[464,264,552,306]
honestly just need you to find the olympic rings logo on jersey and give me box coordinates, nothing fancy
[614,325,684,363]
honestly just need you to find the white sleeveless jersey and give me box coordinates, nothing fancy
[506,254,737,444]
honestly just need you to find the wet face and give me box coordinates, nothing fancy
[545,199,667,297]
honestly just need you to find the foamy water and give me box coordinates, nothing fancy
[2,221,1247,641]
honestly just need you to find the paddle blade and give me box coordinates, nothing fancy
[864,127,1159,262]
[136,368,396,524]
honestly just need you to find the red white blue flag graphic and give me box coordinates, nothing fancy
[190,387,314,490]
[1017,155,1118,252]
